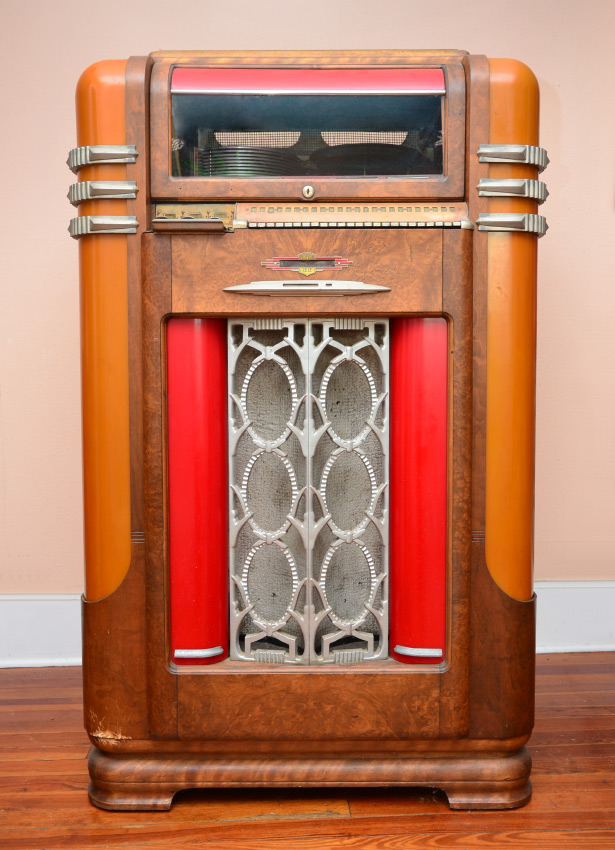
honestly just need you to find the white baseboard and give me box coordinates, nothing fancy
[534,580,615,653]
[1,582,614,667]
[0,594,82,667]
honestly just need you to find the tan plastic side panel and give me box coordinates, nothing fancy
[76,61,131,601]
[484,59,539,600]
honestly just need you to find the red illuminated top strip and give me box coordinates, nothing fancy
[171,68,445,95]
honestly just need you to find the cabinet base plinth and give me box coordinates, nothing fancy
[88,746,532,811]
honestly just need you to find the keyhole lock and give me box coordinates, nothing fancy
[302,185,315,200]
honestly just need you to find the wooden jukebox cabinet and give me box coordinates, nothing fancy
[69,51,548,810]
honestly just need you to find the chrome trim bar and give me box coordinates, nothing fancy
[246,220,474,230]
[477,177,548,203]
[394,645,443,658]
[174,647,224,659]
[67,145,138,173]
[477,144,549,171]
[477,213,548,237]
[224,280,391,296]
[68,215,139,239]
[68,180,138,205]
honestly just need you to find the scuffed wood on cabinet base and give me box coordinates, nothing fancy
[88,746,531,811]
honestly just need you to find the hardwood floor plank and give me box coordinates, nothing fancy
[0,759,91,777]
[533,715,615,732]
[0,696,83,707]
[535,704,615,718]
[0,733,90,762]
[0,745,89,762]
[532,756,615,775]
[531,730,615,746]
[0,668,82,687]
[536,652,615,669]
[89,832,615,850]
[0,708,84,730]
[0,792,91,810]
[533,674,615,694]
[536,690,615,707]
[0,688,83,700]
[0,791,352,826]
[3,811,615,848]
[532,740,615,753]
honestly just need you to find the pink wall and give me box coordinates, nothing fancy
[1,0,614,592]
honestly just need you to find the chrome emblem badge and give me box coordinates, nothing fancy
[261,252,352,278]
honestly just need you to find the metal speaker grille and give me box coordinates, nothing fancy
[321,131,409,146]
[215,131,302,148]
[213,131,409,148]
[228,319,389,665]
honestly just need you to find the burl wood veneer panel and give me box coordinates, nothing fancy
[170,229,443,316]
[176,668,440,741]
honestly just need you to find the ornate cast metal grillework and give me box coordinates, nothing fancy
[228,318,389,665]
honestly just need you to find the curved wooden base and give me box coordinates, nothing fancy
[88,746,532,811]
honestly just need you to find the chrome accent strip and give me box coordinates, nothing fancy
[67,145,138,173]
[476,212,548,237]
[477,178,548,203]
[477,144,549,171]
[68,180,138,206]
[394,645,443,658]
[174,646,224,659]
[224,281,391,296]
[252,318,286,330]
[334,318,365,330]
[68,215,139,239]
[254,650,287,664]
[333,649,366,664]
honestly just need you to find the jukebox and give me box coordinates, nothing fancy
[69,51,548,810]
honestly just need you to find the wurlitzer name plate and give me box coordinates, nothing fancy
[153,203,236,231]
[223,280,390,296]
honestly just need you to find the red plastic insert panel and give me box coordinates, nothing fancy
[167,318,228,666]
[389,317,448,665]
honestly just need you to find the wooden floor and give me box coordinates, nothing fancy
[0,653,613,849]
